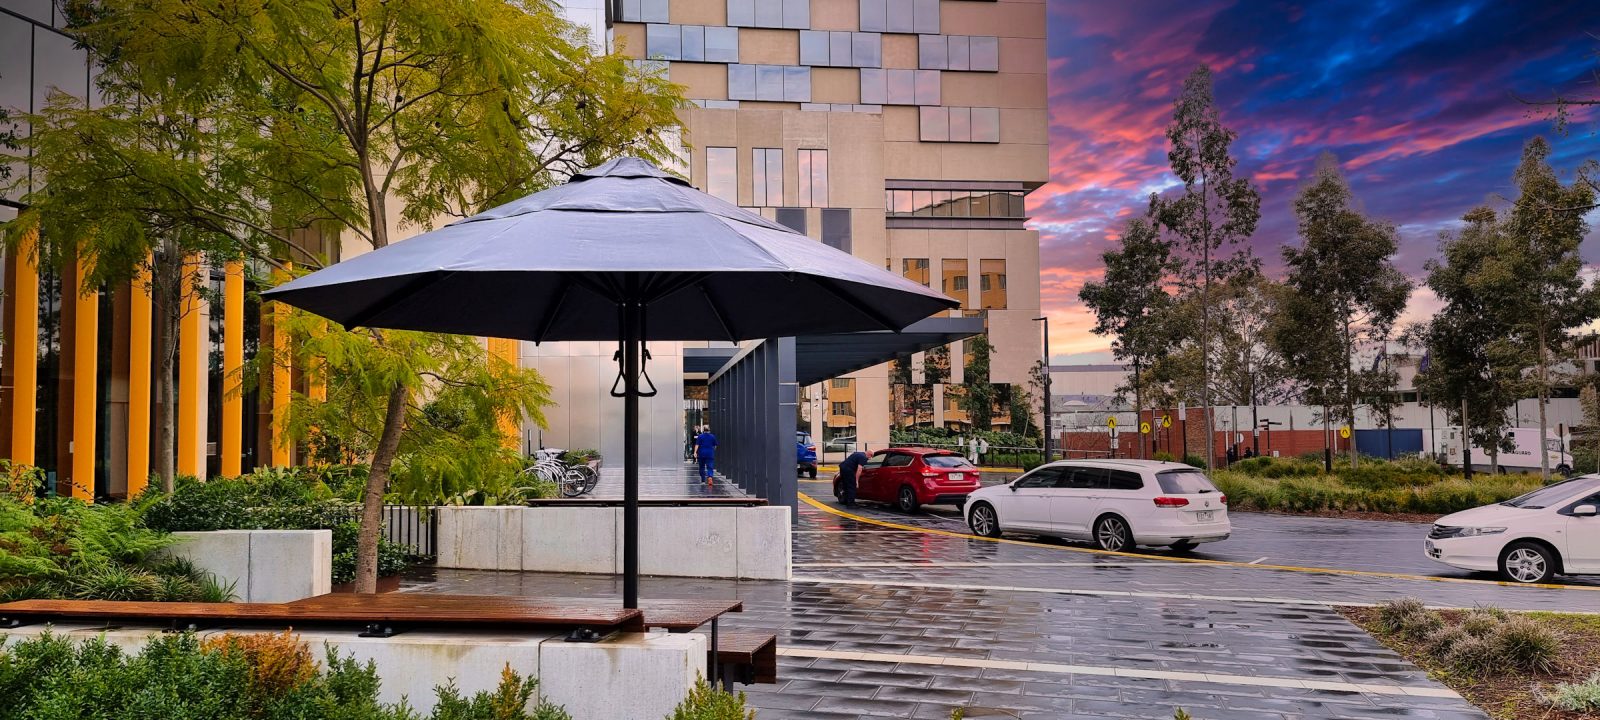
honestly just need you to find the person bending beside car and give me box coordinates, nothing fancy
[836,450,868,506]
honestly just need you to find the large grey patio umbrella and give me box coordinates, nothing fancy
[264,157,957,607]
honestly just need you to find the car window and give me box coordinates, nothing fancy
[1014,467,1064,489]
[884,453,916,468]
[1060,466,1106,490]
[1156,470,1218,494]
[797,432,812,446]
[863,454,887,470]
[924,455,973,468]
[1502,478,1600,509]
[1106,470,1144,491]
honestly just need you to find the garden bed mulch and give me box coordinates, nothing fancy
[1243,508,1445,523]
[1342,607,1600,719]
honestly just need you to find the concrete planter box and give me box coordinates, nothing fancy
[3,624,705,720]
[165,529,332,603]
[436,505,790,580]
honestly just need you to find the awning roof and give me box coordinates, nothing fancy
[687,316,986,386]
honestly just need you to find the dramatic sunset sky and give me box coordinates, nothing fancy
[1032,1,1600,363]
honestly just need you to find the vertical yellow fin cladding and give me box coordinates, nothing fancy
[176,256,203,477]
[70,257,98,501]
[9,228,39,465]
[270,264,293,467]
[488,337,521,449]
[127,259,153,496]
[220,261,245,477]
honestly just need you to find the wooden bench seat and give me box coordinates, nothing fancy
[711,631,778,687]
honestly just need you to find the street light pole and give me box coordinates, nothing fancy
[1034,316,1052,462]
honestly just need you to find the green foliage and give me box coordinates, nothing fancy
[430,667,571,720]
[666,679,754,720]
[1542,672,1600,712]
[1173,710,1192,720]
[1079,218,1177,410]
[1374,599,1562,676]
[956,335,996,431]
[1213,465,1542,515]
[330,523,412,586]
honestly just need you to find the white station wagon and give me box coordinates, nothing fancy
[1427,476,1600,584]
[963,460,1231,551]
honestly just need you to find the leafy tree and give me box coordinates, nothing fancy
[1280,153,1410,469]
[1149,65,1262,473]
[925,344,951,428]
[1499,137,1598,479]
[1079,218,1175,458]
[1007,384,1036,438]
[46,0,683,592]
[889,355,914,427]
[957,335,996,431]
[1521,35,1599,213]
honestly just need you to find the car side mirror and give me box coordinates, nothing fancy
[1009,484,1019,492]
[1575,504,1598,517]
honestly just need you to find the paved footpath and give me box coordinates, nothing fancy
[400,494,1600,719]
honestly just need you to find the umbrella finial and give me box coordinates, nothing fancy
[573,157,691,187]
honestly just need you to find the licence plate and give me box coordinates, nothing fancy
[1195,510,1215,522]
[948,473,964,481]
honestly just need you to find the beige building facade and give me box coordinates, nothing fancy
[608,0,1048,448]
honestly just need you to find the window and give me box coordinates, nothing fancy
[1156,471,1219,495]
[1061,467,1105,490]
[705,26,740,63]
[942,259,968,306]
[980,259,1006,309]
[619,0,669,23]
[645,24,679,60]
[799,31,881,68]
[752,148,782,206]
[775,207,806,234]
[705,147,737,204]
[832,401,855,416]
[728,0,808,28]
[884,452,915,467]
[831,378,853,388]
[681,25,705,61]
[822,208,852,253]
[728,64,811,102]
[924,455,973,468]
[1106,470,1144,491]
[1015,467,1064,489]
[920,35,999,71]
[798,149,828,207]
[859,69,939,106]
[903,259,930,286]
[887,189,1026,218]
[920,107,1000,143]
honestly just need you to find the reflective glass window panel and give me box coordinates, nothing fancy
[681,25,705,62]
[970,35,999,71]
[706,26,740,62]
[728,64,756,100]
[829,31,851,66]
[646,24,680,60]
[35,28,87,109]
[798,149,828,207]
[970,191,994,217]
[890,189,915,215]
[782,0,809,29]
[1010,191,1026,218]
[948,106,971,141]
[902,258,930,286]
[752,148,782,206]
[918,34,946,70]
[727,0,755,27]
[919,107,948,141]
[706,147,738,204]
[776,207,806,234]
[912,189,933,217]
[859,68,887,105]
[980,259,1006,309]
[1,15,30,198]
[886,69,915,105]
[800,30,829,66]
[755,0,782,28]
[783,65,810,102]
[852,32,881,67]
[886,0,913,33]
[949,190,970,217]
[641,0,669,22]
[914,69,940,105]
[913,0,939,34]
[859,0,886,32]
[948,36,969,71]
[972,107,999,142]
[756,64,784,101]
[942,259,969,306]
[822,208,852,253]
[621,0,643,22]
[932,190,953,217]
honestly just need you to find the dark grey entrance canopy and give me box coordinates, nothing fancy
[262,157,958,608]
[684,316,985,386]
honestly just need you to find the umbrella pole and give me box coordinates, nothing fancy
[622,298,641,609]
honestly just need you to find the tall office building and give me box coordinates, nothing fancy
[608,0,1048,447]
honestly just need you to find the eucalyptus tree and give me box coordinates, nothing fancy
[1149,65,1261,473]
[1079,218,1176,458]
[1281,154,1410,468]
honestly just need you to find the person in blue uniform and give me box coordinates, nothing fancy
[836,451,868,506]
[695,426,719,484]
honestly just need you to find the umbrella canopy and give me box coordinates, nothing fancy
[264,157,956,341]
[263,157,959,611]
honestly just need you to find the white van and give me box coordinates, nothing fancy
[1442,427,1571,475]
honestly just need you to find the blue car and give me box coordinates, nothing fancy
[797,431,818,478]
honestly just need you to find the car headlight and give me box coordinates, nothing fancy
[1458,527,1506,537]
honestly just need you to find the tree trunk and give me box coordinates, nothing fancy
[1460,398,1473,480]
[1134,361,1145,459]
[1342,309,1357,470]
[1322,404,1332,473]
[154,243,182,491]
[1537,329,1550,481]
[355,380,408,593]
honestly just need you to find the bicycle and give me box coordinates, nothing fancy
[525,448,600,498]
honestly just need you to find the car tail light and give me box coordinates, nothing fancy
[808,445,816,452]
[921,471,939,478]
[1219,495,1227,505]
[1153,497,1189,508]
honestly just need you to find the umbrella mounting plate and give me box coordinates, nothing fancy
[564,627,614,643]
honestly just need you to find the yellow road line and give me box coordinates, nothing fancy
[816,465,1026,473]
[796,492,1594,592]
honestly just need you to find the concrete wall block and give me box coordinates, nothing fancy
[244,529,332,603]
[436,507,509,570]
[522,507,619,574]
[495,507,524,572]
[736,505,793,580]
[167,531,251,599]
[539,631,706,720]
[637,507,739,578]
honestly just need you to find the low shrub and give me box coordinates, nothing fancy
[1542,672,1600,712]
[667,679,755,720]
[1375,599,1562,676]
[1212,469,1542,516]
[1375,598,1439,638]
[1491,616,1561,674]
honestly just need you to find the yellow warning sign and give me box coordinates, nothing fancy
[1161,416,1172,428]
[1339,426,1351,439]
[1107,417,1117,430]
[1140,422,1151,434]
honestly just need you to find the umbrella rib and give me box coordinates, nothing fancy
[698,282,739,342]
[532,276,572,344]
[812,276,901,332]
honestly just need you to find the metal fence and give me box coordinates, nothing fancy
[321,504,438,560]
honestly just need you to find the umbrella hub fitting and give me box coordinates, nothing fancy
[610,344,658,398]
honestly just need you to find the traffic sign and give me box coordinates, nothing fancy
[1161,416,1171,428]
[1140,421,1151,434]
[1107,417,1117,430]
[1339,426,1351,439]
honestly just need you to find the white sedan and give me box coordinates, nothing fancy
[1426,476,1600,584]
[963,460,1231,551]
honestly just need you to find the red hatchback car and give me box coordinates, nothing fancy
[835,447,981,512]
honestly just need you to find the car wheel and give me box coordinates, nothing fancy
[897,486,920,514]
[809,467,818,479]
[1557,464,1571,477]
[1499,542,1557,584]
[1094,515,1131,552]
[1169,541,1198,552]
[968,502,1001,538]
[833,479,843,501]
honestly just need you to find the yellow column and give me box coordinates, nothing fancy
[220,261,244,477]
[9,229,39,466]
[176,257,202,477]
[70,259,98,501]
[307,320,326,402]
[488,337,520,448]
[126,261,152,495]
[270,265,292,467]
